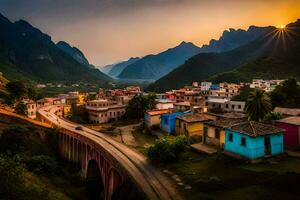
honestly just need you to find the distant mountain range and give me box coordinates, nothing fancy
[147,19,300,92]
[0,13,111,84]
[101,57,140,78]
[105,25,273,81]
[117,42,201,81]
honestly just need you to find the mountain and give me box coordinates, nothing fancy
[56,41,89,66]
[147,20,300,92]
[209,19,300,83]
[201,26,275,53]
[100,63,116,74]
[117,26,273,81]
[117,42,202,81]
[107,57,140,78]
[0,13,111,84]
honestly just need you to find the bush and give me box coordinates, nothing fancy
[147,135,188,163]
[25,155,58,175]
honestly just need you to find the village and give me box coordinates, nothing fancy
[2,77,300,199]
[14,78,300,163]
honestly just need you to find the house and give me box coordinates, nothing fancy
[160,111,191,134]
[156,99,175,110]
[173,101,191,112]
[23,99,37,119]
[273,107,300,118]
[205,97,245,113]
[204,118,245,149]
[224,121,284,160]
[175,113,217,143]
[144,109,171,128]
[85,99,126,123]
[276,116,300,149]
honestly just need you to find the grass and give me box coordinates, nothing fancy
[159,149,300,200]
[131,129,158,154]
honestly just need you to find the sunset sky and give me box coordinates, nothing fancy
[0,0,300,66]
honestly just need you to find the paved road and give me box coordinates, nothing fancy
[38,105,181,200]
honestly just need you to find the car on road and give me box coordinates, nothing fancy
[75,126,83,131]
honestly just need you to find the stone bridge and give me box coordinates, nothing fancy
[37,105,180,200]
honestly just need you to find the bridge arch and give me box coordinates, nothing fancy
[108,168,123,200]
[86,159,105,200]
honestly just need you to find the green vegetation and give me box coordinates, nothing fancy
[15,102,28,116]
[270,78,300,108]
[245,89,272,121]
[231,85,254,101]
[0,123,87,200]
[262,112,283,124]
[162,150,300,200]
[69,103,89,124]
[147,135,188,163]
[125,94,156,119]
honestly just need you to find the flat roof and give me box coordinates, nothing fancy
[146,109,171,116]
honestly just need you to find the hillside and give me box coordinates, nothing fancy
[146,20,300,92]
[201,26,274,53]
[117,25,273,81]
[208,19,300,83]
[56,41,89,66]
[108,57,140,78]
[117,42,202,80]
[0,13,111,84]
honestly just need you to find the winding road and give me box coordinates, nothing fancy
[37,105,182,200]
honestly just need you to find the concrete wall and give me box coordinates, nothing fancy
[224,130,284,160]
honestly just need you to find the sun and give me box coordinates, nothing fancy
[278,24,285,29]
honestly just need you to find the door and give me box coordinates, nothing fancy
[264,137,271,156]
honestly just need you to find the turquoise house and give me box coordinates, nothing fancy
[224,121,284,160]
[160,111,191,134]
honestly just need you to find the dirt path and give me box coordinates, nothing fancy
[117,123,141,147]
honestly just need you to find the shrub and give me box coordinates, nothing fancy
[25,155,58,175]
[147,135,188,163]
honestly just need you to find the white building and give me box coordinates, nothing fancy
[156,99,175,110]
[201,82,212,91]
[205,97,245,112]
[85,99,126,124]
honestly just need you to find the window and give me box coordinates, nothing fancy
[241,137,246,146]
[226,104,229,108]
[238,105,242,109]
[215,129,220,139]
[231,105,235,109]
[228,133,233,142]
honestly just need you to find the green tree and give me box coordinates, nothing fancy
[125,94,157,119]
[263,112,283,124]
[147,136,188,163]
[270,78,300,108]
[69,103,89,123]
[15,102,28,116]
[5,81,27,102]
[245,89,272,121]
[231,85,254,101]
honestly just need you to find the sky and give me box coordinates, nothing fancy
[0,0,300,66]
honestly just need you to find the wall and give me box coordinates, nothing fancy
[145,114,161,128]
[224,130,283,160]
[160,112,184,134]
[276,122,299,149]
[205,126,225,148]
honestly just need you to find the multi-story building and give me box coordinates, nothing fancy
[23,99,37,119]
[205,97,245,113]
[85,99,126,124]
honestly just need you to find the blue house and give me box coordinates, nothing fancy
[224,121,284,160]
[160,111,191,134]
[210,84,220,90]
